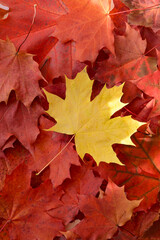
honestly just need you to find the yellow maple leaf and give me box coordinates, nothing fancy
[44,68,142,165]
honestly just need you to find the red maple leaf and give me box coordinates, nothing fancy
[133,69,160,117]
[116,204,160,240]
[0,0,69,76]
[0,1,85,83]
[0,142,29,191]
[0,39,46,107]
[94,24,156,86]
[53,0,115,62]
[0,94,44,153]
[0,163,64,240]
[48,160,102,225]
[0,0,66,50]
[28,131,80,188]
[122,0,160,31]
[71,179,140,240]
[99,128,160,210]
[40,40,85,81]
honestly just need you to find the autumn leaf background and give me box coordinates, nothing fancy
[0,0,160,239]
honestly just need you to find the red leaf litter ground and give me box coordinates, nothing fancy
[0,0,160,239]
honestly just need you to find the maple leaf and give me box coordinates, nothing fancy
[94,24,157,85]
[0,1,73,79]
[0,2,85,83]
[132,69,160,117]
[40,40,85,81]
[0,94,44,153]
[71,179,141,240]
[0,39,46,107]
[53,0,115,62]
[48,161,102,225]
[121,0,160,31]
[0,164,64,240]
[115,204,160,240]
[109,200,160,239]
[0,141,29,191]
[45,68,142,165]
[29,131,80,188]
[0,0,66,50]
[99,129,160,210]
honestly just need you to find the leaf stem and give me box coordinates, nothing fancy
[109,3,160,16]
[36,134,75,175]
[0,219,11,233]
[16,4,37,55]
[145,43,160,56]
[40,58,49,71]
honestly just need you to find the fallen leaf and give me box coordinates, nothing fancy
[122,0,160,31]
[0,0,66,51]
[45,68,142,165]
[54,0,115,62]
[0,163,64,240]
[40,40,85,81]
[133,69,160,117]
[29,131,80,188]
[48,162,102,225]
[134,71,160,100]
[140,28,160,57]
[99,129,160,210]
[0,94,44,153]
[112,203,160,239]
[72,179,141,240]
[0,141,29,191]
[94,24,157,85]
[0,39,46,107]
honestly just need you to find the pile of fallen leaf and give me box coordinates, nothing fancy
[0,0,160,239]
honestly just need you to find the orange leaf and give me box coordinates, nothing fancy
[54,0,115,62]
